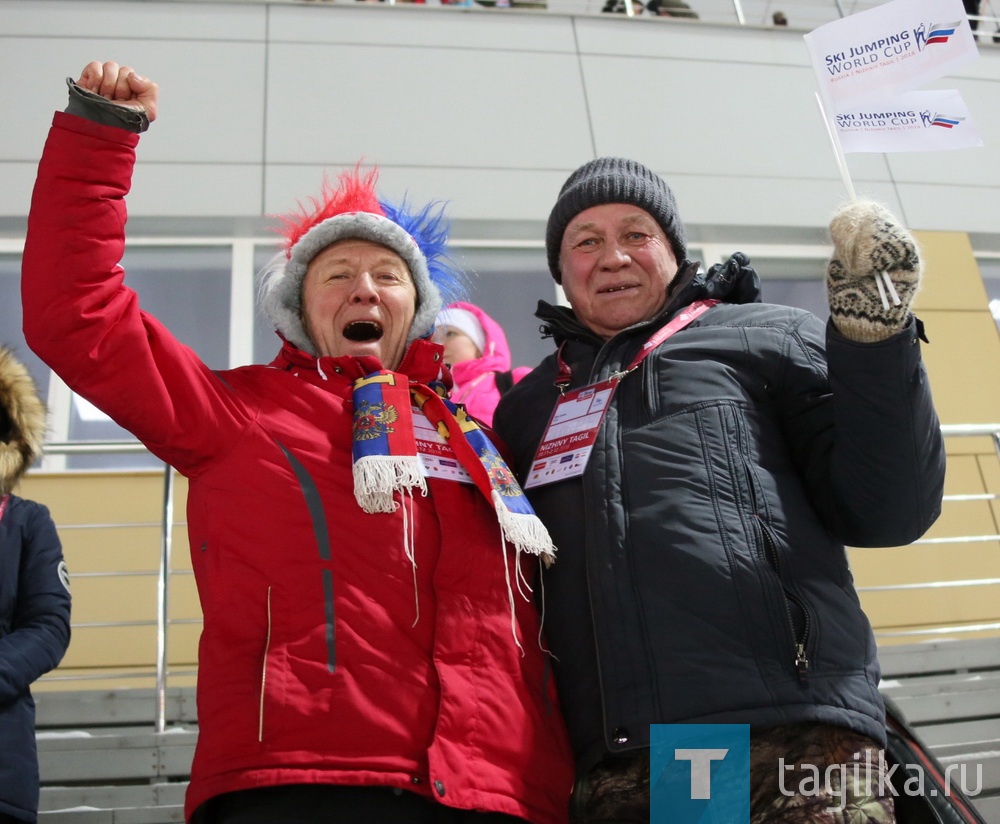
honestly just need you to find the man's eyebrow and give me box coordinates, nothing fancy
[620,213,657,228]
[321,254,406,268]
[566,221,599,237]
[567,213,656,236]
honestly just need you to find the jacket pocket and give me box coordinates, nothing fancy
[258,585,273,743]
[753,516,813,683]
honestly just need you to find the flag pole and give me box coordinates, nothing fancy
[814,91,856,201]
[813,92,899,308]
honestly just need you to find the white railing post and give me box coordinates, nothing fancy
[156,464,175,733]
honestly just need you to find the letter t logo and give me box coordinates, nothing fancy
[651,725,749,822]
[674,748,729,799]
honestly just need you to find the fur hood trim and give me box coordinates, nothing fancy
[0,346,47,493]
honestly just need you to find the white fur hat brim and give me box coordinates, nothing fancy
[259,212,443,357]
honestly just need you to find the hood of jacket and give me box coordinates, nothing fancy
[536,252,762,344]
[448,301,510,372]
[0,347,46,494]
[441,301,516,385]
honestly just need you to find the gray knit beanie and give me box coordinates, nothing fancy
[545,157,688,283]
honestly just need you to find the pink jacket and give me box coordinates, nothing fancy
[22,112,574,824]
[444,302,531,427]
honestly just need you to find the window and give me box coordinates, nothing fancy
[47,244,233,471]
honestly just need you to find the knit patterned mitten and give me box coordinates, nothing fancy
[826,200,923,343]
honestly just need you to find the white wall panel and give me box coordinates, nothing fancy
[664,174,905,232]
[0,0,996,248]
[265,43,592,168]
[130,164,264,217]
[1,165,40,231]
[571,13,804,64]
[0,0,265,39]
[265,164,571,224]
[270,2,578,52]
[581,57,836,175]
[119,41,267,164]
[560,0,897,28]
[896,182,1000,236]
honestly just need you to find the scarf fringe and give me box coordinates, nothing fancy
[353,455,427,513]
[492,490,556,568]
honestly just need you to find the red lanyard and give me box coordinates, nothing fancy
[0,494,8,525]
[554,299,718,390]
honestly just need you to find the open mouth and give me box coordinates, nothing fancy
[343,321,384,342]
[600,284,634,294]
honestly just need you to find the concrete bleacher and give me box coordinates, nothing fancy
[879,637,1000,823]
[31,639,1000,823]
[35,688,195,823]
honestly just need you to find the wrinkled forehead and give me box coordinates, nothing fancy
[309,238,412,275]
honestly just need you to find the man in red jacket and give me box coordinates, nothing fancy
[22,61,573,824]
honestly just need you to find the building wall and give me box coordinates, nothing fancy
[1,0,999,246]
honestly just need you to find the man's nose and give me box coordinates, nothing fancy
[599,242,631,269]
[349,273,379,303]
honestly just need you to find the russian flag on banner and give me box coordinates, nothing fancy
[931,114,962,128]
[804,0,979,110]
[925,21,961,45]
[834,88,983,153]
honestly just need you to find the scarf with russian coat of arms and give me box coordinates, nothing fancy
[350,369,556,567]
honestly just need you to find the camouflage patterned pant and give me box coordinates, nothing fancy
[569,723,895,823]
[750,722,896,823]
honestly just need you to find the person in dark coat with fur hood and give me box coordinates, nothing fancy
[0,346,71,824]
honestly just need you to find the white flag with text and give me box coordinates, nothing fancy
[834,88,983,153]
[804,0,980,110]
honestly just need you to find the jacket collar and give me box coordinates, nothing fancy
[269,336,453,389]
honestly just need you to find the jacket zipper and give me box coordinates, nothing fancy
[258,585,272,742]
[756,516,812,682]
[584,344,631,749]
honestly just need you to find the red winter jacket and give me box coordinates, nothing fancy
[21,112,574,824]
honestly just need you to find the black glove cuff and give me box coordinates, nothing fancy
[65,77,149,134]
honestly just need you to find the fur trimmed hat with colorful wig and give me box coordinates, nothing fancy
[0,346,47,495]
[258,166,466,357]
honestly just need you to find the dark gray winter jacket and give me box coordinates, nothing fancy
[494,257,945,770]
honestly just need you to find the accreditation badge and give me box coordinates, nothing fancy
[523,378,616,489]
[413,408,474,484]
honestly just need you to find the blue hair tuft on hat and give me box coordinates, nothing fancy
[379,195,468,310]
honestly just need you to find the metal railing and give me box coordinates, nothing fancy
[853,424,1000,640]
[37,423,1000,729]
[39,442,183,732]
[194,0,1000,30]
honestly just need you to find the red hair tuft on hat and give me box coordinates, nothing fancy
[277,165,387,258]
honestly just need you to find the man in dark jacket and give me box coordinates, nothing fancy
[493,157,946,822]
[0,346,71,824]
